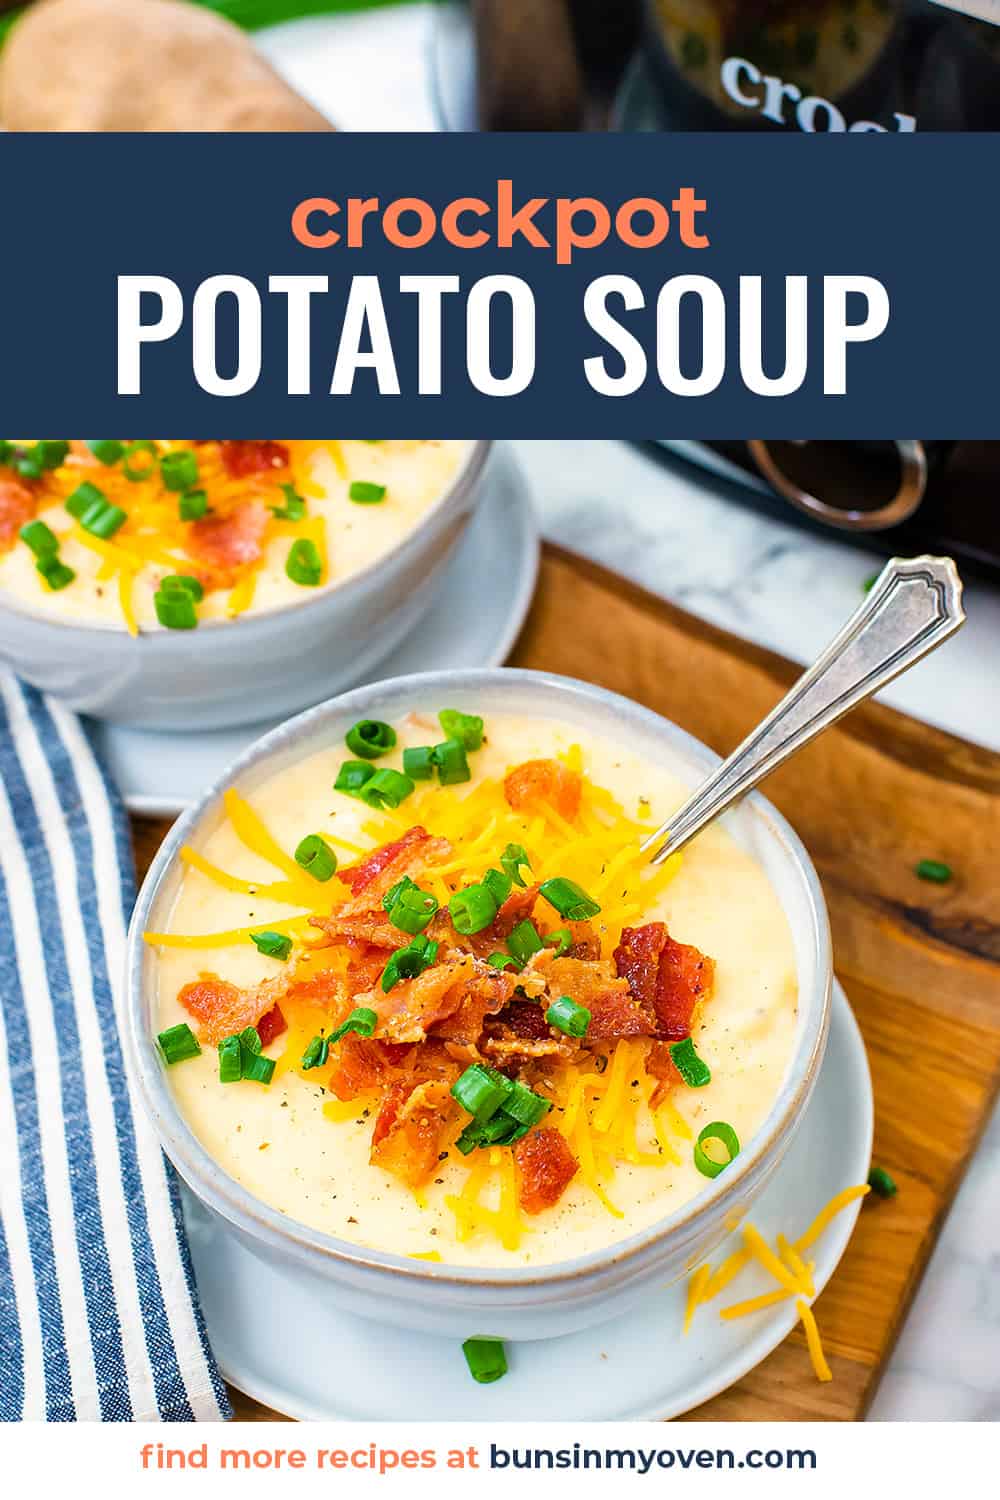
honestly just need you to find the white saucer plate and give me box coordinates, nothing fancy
[181,981,873,1421]
[87,446,539,818]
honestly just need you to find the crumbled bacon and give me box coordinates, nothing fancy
[326,1034,412,1101]
[178,972,287,1045]
[645,1042,682,1109]
[255,1004,287,1047]
[515,1128,579,1213]
[0,474,38,550]
[185,498,270,590]
[613,923,714,1041]
[370,1080,454,1189]
[529,954,654,1043]
[428,964,518,1045]
[335,827,440,897]
[503,759,582,821]
[217,440,290,478]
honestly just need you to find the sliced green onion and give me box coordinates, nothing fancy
[693,1121,740,1179]
[285,538,322,586]
[381,936,438,993]
[250,930,293,961]
[0,440,12,465]
[328,1006,379,1043]
[160,450,199,492]
[345,719,397,759]
[449,884,499,936]
[508,918,543,966]
[543,927,573,957]
[669,1036,712,1088]
[36,557,75,591]
[294,834,337,882]
[915,859,952,884]
[451,1064,513,1122]
[80,499,127,539]
[178,489,209,521]
[237,1025,262,1058]
[157,1023,201,1065]
[383,875,418,913]
[545,995,591,1039]
[301,1034,330,1071]
[487,952,520,972]
[30,440,69,471]
[242,1052,276,1086]
[387,883,438,935]
[438,709,484,751]
[160,573,204,602]
[402,745,436,780]
[65,480,106,519]
[153,588,198,630]
[218,1035,242,1083]
[122,440,158,482]
[868,1165,898,1198]
[348,480,386,504]
[335,760,376,796]
[270,483,306,520]
[482,867,512,907]
[433,737,471,786]
[19,519,59,558]
[538,877,601,922]
[361,768,414,810]
[500,843,531,888]
[87,439,124,466]
[502,1080,551,1126]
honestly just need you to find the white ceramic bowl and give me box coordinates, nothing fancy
[126,668,832,1341]
[0,441,490,730]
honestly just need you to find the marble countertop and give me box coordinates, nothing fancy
[260,6,998,1421]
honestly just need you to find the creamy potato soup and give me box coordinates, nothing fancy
[0,439,467,633]
[151,711,799,1268]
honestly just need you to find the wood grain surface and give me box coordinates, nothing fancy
[131,544,1000,1422]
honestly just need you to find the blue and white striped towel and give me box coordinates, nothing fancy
[0,675,230,1421]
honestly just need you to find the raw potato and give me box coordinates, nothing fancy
[0,0,335,130]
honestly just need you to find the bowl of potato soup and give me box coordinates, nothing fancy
[127,669,831,1341]
[0,439,485,728]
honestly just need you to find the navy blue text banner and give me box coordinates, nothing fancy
[3,132,997,436]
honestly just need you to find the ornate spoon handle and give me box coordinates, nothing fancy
[641,556,965,865]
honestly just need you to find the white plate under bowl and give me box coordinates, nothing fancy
[181,981,872,1422]
[86,446,539,817]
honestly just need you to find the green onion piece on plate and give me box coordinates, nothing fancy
[87,439,124,466]
[546,995,591,1039]
[449,884,499,936]
[348,480,386,504]
[482,867,512,907]
[36,557,75,591]
[382,875,418,913]
[301,1034,330,1071]
[335,760,376,796]
[450,1064,513,1121]
[286,538,322,586]
[462,1338,507,1384]
[543,927,573,957]
[218,1035,242,1083]
[31,440,70,471]
[345,718,397,759]
[80,498,127,539]
[270,484,306,520]
[294,834,337,882]
[433,737,471,786]
[507,918,543,966]
[402,745,436,780]
[380,935,438,993]
[179,489,209,521]
[867,1165,898,1198]
[361,768,414,810]
[160,573,204,602]
[501,843,532,888]
[250,930,293,961]
[538,876,601,922]
[502,1080,551,1127]
[65,480,106,519]
[122,440,159,482]
[154,588,198,630]
[19,519,59,558]
[669,1036,712,1088]
[438,709,484,750]
[914,859,952,884]
[693,1121,740,1179]
[159,450,199,492]
[487,952,520,972]
[242,1052,275,1086]
[157,1023,201,1065]
[387,883,438,936]
[237,1025,261,1058]
[328,1006,378,1043]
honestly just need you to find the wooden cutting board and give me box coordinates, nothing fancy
[131,544,1000,1422]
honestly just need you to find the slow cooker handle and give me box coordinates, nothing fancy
[748,439,928,531]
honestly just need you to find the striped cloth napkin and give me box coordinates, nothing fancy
[0,675,230,1422]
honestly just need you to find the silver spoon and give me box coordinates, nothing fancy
[641,555,966,865]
